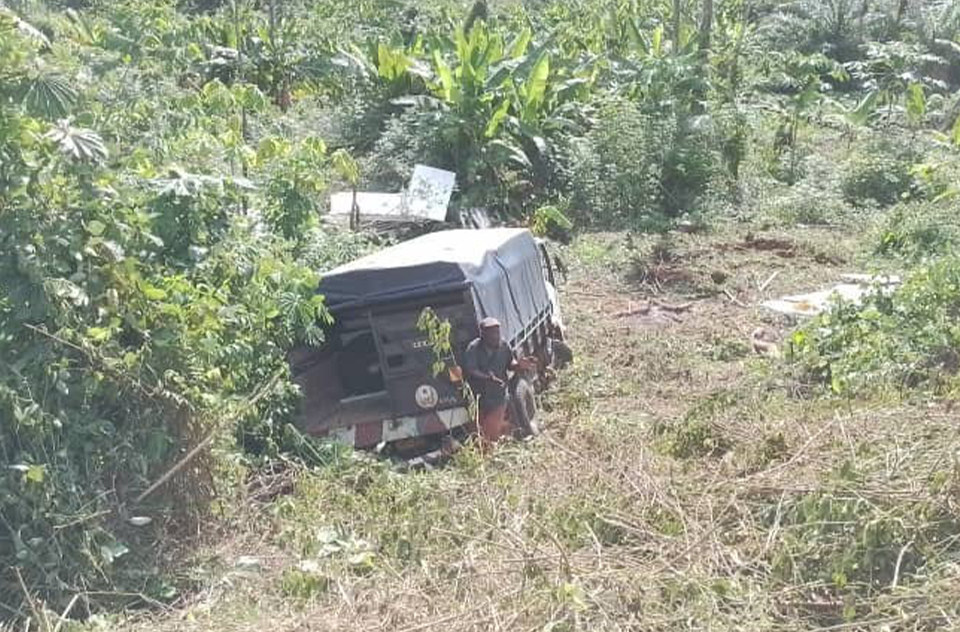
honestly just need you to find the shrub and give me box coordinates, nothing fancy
[840,146,918,208]
[654,391,737,459]
[875,200,960,262]
[564,98,717,226]
[788,256,960,395]
[766,180,851,225]
[0,217,330,614]
[770,474,959,612]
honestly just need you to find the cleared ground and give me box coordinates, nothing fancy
[115,227,960,632]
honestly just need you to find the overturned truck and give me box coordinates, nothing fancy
[290,228,568,451]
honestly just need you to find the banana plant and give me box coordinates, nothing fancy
[608,19,707,116]
[334,37,430,96]
[391,20,593,210]
[824,89,879,145]
[845,40,947,119]
[762,51,844,183]
[399,23,539,189]
[905,82,927,129]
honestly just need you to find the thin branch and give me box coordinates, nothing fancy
[22,323,192,412]
[135,370,283,503]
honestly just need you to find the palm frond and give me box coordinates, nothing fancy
[0,8,50,48]
[44,120,109,164]
[20,73,78,119]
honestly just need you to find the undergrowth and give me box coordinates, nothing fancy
[874,199,960,262]
[789,255,960,397]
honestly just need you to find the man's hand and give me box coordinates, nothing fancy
[488,372,504,386]
[516,356,539,372]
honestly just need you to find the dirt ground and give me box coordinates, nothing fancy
[114,226,960,632]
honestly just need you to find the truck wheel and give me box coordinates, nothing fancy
[510,378,539,437]
[553,339,573,370]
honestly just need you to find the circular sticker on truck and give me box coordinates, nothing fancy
[415,384,439,409]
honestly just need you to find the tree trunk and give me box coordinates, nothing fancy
[268,0,289,111]
[672,0,682,54]
[700,0,713,56]
[896,0,908,26]
[349,187,360,231]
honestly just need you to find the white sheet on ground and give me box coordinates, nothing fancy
[761,275,901,317]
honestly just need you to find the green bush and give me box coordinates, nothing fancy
[875,200,960,261]
[0,15,372,616]
[788,256,960,395]
[766,180,851,225]
[654,391,737,459]
[770,466,959,609]
[565,98,716,225]
[840,147,918,208]
[0,213,328,613]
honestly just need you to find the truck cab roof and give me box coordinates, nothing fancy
[319,228,550,345]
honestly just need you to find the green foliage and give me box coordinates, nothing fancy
[761,52,843,184]
[565,98,716,224]
[277,457,453,566]
[765,180,851,226]
[417,307,476,418]
[840,144,918,208]
[0,7,363,619]
[281,565,331,601]
[770,461,960,602]
[758,0,865,61]
[416,307,455,378]
[874,200,960,261]
[2,0,960,625]
[654,391,737,459]
[342,14,598,214]
[259,137,330,239]
[847,41,948,116]
[789,257,960,395]
[530,204,573,237]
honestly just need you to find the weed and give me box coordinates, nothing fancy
[654,391,738,459]
[789,255,960,395]
[280,564,330,601]
[707,337,751,362]
[841,143,919,208]
[874,199,960,262]
[739,431,790,473]
[769,467,960,615]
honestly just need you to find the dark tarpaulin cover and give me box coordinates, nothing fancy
[318,228,550,343]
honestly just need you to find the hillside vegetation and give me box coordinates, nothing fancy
[2,0,960,630]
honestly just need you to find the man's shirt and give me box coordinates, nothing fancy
[462,338,514,409]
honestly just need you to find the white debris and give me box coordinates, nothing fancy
[761,274,901,317]
[404,165,456,222]
[329,192,403,217]
[234,556,262,572]
[328,164,456,224]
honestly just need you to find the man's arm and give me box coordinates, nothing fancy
[463,342,498,383]
[509,347,538,373]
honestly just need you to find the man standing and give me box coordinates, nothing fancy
[462,317,532,443]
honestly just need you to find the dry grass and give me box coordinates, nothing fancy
[104,227,960,632]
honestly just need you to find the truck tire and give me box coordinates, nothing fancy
[553,339,573,370]
[510,378,539,437]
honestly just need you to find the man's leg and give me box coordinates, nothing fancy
[479,403,509,443]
